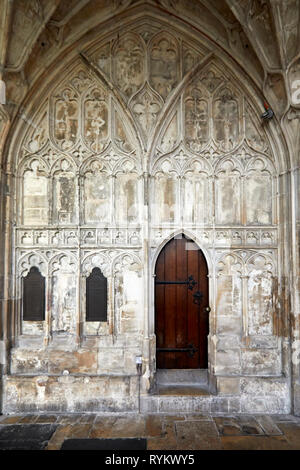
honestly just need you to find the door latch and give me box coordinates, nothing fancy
[193,290,203,305]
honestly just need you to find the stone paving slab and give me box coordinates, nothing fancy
[0,423,58,450]
[0,413,300,450]
[220,435,292,451]
[214,415,265,436]
[175,420,222,450]
[255,415,283,435]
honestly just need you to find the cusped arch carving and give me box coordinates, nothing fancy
[80,157,111,177]
[81,252,111,278]
[215,157,243,176]
[158,107,180,154]
[183,155,213,177]
[152,229,212,273]
[114,157,141,176]
[69,68,95,95]
[18,156,49,177]
[50,155,77,176]
[183,155,213,225]
[198,63,224,94]
[112,101,137,154]
[245,155,275,175]
[246,252,275,276]
[23,103,49,155]
[112,252,142,275]
[18,252,48,277]
[151,155,180,177]
[49,252,77,276]
[217,253,244,276]
[245,101,269,154]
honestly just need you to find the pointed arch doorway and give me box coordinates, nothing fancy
[155,234,209,369]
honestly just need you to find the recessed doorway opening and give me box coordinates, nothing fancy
[155,234,209,372]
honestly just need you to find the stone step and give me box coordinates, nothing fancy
[140,395,211,414]
[140,394,239,414]
[156,369,208,386]
[156,385,210,396]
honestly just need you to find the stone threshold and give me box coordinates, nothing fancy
[140,392,290,415]
[156,385,210,396]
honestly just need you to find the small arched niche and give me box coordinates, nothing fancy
[23,266,45,322]
[86,267,108,322]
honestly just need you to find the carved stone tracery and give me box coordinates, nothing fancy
[13,23,280,387]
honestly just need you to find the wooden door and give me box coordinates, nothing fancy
[155,234,209,369]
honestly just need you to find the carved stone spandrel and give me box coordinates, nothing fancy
[245,103,268,153]
[129,83,163,145]
[90,42,111,78]
[113,110,134,153]
[182,43,206,76]
[25,108,49,154]
[159,111,179,153]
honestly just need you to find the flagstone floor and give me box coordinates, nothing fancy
[0,413,300,450]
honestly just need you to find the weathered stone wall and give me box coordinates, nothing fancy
[4,375,139,413]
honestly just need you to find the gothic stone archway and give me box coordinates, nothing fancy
[0,8,291,415]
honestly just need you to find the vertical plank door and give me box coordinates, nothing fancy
[155,235,209,369]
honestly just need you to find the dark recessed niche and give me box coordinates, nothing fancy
[86,267,107,322]
[23,266,45,321]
